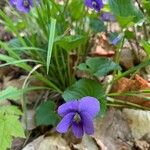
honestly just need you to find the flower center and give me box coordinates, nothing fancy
[23,0,30,8]
[73,113,81,123]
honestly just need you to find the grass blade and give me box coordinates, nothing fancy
[47,18,56,74]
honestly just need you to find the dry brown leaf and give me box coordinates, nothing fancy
[24,108,150,150]
[72,136,99,150]
[23,136,44,150]
[90,33,115,57]
[23,134,71,150]
[111,75,150,107]
[38,134,70,150]
[91,45,115,57]
[93,108,133,150]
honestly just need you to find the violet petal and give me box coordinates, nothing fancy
[58,100,78,117]
[85,0,93,8]
[72,121,84,138]
[81,112,94,135]
[92,0,103,12]
[79,96,100,118]
[56,112,75,133]
[85,0,104,12]
[9,0,17,6]
[16,0,30,13]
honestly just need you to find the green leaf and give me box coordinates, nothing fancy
[90,18,106,33]
[47,18,56,74]
[0,106,25,150]
[0,106,22,115]
[0,86,23,101]
[108,0,144,28]
[35,101,59,126]
[78,57,121,77]
[8,38,22,49]
[117,16,134,28]
[62,79,106,114]
[62,79,104,101]
[69,0,85,20]
[0,40,20,59]
[0,57,38,69]
[142,0,150,14]
[124,30,135,40]
[56,35,87,51]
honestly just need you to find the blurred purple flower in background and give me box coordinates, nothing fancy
[101,12,115,22]
[56,96,100,138]
[9,0,17,6]
[9,0,37,13]
[112,34,123,45]
[85,0,104,12]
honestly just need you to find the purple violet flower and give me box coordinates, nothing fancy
[9,0,35,13]
[85,0,104,12]
[56,96,100,138]
[101,12,115,22]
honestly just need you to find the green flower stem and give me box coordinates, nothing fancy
[114,59,150,82]
[105,35,125,95]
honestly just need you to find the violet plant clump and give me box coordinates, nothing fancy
[56,96,100,138]
[0,0,150,149]
[85,0,104,12]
